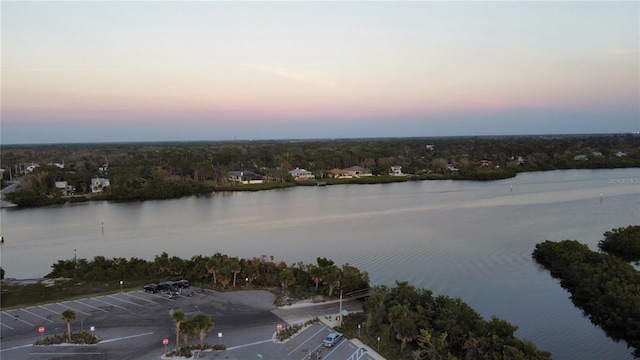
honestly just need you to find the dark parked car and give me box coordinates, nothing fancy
[176,279,191,288]
[143,283,159,293]
[156,282,177,292]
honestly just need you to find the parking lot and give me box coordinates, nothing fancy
[0,287,382,359]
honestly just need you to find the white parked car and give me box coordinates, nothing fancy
[323,332,343,347]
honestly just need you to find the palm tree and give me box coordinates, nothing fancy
[191,314,214,350]
[308,264,323,290]
[279,268,296,293]
[228,258,241,287]
[206,258,219,285]
[388,304,419,354]
[60,309,76,343]
[172,311,186,350]
[180,320,196,348]
[154,252,171,274]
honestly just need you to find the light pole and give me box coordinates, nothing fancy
[119,280,123,292]
[377,336,380,351]
[339,289,343,327]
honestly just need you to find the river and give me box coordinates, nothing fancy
[1,168,639,359]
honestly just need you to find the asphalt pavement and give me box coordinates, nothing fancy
[0,288,385,360]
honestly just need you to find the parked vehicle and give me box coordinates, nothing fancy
[323,332,343,347]
[176,279,191,288]
[156,282,177,292]
[143,283,159,293]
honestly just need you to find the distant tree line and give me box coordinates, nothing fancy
[532,225,640,358]
[2,134,639,206]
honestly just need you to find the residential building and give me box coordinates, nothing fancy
[229,171,263,184]
[55,181,75,196]
[91,177,111,193]
[343,166,372,177]
[329,168,352,179]
[289,168,315,181]
[390,166,404,176]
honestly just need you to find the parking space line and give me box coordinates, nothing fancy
[21,308,54,323]
[30,352,103,356]
[0,321,15,330]
[38,305,60,315]
[100,331,154,344]
[321,338,347,360]
[226,338,273,351]
[2,311,34,326]
[0,343,31,352]
[58,302,91,316]
[107,294,144,307]
[74,300,109,313]
[92,297,128,311]
[123,292,158,304]
[289,325,327,356]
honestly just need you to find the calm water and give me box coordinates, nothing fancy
[1,168,639,359]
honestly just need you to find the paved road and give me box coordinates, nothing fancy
[0,288,382,360]
[0,181,18,208]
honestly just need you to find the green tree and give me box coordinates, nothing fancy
[60,309,76,343]
[388,304,419,354]
[229,257,241,287]
[417,329,454,360]
[364,285,388,332]
[308,264,323,290]
[431,158,449,174]
[598,225,640,262]
[180,320,196,348]
[279,268,296,292]
[191,314,214,350]
[172,311,187,350]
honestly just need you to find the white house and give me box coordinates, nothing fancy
[25,164,40,173]
[390,166,404,176]
[289,168,315,181]
[91,177,111,193]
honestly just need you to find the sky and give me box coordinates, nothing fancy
[1,1,638,145]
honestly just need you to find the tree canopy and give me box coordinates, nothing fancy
[533,226,640,358]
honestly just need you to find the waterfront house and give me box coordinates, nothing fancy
[289,168,315,181]
[343,166,372,177]
[390,166,404,176]
[91,177,110,193]
[55,181,75,196]
[329,168,352,179]
[229,171,263,184]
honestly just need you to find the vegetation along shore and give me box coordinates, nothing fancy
[2,253,553,359]
[2,134,639,207]
[533,225,640,358]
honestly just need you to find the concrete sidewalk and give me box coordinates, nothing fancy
[350,338,386,360]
